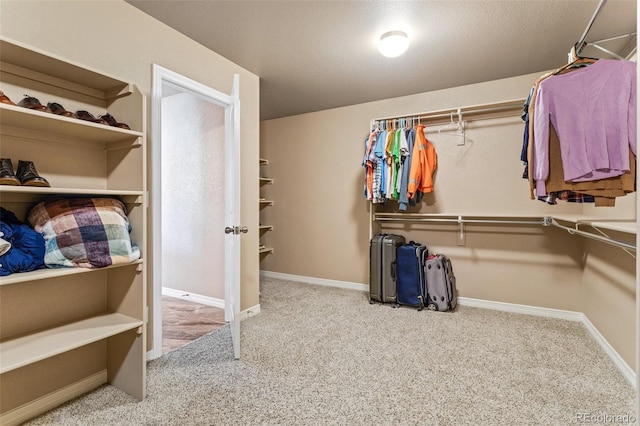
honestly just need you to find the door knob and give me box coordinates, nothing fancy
[225,226,248,235]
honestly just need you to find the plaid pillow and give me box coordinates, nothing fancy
[28,197,140,268]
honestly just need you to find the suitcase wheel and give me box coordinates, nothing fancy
[369,299,376,305]
[427,303,438,311]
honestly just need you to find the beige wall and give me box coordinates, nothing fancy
[0,1,261,351]
[260,72,636,368]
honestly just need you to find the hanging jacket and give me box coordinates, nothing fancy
[407,125,437,199]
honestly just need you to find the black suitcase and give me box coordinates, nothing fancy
[369,234,405,305]
[425,253,457,311]
[396,241,428,310]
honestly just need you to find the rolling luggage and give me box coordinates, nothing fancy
[396,241,428,310]
[425,253,457,311]
[369,234,405,305]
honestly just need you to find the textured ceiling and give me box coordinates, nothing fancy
[127,0,637,120]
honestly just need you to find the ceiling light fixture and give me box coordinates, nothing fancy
[377,31,410,58]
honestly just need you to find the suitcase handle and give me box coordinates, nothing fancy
[391,260,397,280]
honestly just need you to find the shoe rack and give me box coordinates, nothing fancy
[0,38,146,425]
[259,158,274,256]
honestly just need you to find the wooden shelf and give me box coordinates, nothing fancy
[259,199,274,206]
[0,37,147,418]
[0,186,144,202]
[259,225,274,232]
[259,246,274,254]
[259,177,273,185]
[0,259,143,287]
[0,312,143,374]
[259,158,269,165]
[1,38,131,99]
[0,104,142,145]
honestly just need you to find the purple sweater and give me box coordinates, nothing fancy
[533,59,637,197]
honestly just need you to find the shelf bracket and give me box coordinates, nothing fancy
[457,215,465,246]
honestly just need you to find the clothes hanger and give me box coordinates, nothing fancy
[554,42,598,75]
[438,109,464,135]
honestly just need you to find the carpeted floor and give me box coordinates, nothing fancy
[26,277,636,425]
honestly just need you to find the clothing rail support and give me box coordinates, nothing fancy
[574,0,608,56]
[548,218,635,251]
[457,215,465,246]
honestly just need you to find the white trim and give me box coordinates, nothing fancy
[457,297,583,322]
[162,287,225,309]
[260,270,369,292]
[260,272,635,389]
[238,303,261,321]
[151,64,241,361]
[0,370,106,426]
[580,313,636,388]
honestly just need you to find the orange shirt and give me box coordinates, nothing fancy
[407,125,437,198]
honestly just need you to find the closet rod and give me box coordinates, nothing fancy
[549,219,636,251]
[373,213,546,227]
[575,0,607,55]
[371,99,524,127]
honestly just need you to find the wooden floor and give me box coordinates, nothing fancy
[162,295,226,354]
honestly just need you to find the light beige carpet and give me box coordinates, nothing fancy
[26,277,636,425]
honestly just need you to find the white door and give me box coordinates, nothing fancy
[152,66,242,360]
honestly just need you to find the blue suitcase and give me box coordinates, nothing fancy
[396,241,428,310]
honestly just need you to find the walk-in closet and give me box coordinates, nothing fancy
[0,0,637,424]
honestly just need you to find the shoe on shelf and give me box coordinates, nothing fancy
[16,160,50,187]
[98,113,131,130]
[0,91,16,106]
[74,110,108,125]
[0,158,20,186]
[17,95,52,113]
[47,102,75,117]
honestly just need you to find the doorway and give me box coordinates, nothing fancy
[151,65,241,360]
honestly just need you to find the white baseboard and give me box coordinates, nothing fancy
[238,303,261,321]
[162,287,225,309]
[457,296,583,322]
[260,270,369,292]
[260,271,636,389]
[580,313,637,388]
[0,370,107,426]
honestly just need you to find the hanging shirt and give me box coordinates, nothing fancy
[398,127,416,211]
[533,59,637,197]
[375,130,388,200]
[372,131,385,203]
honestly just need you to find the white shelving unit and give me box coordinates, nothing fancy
[0,37,146,425]
[259,158,274,255]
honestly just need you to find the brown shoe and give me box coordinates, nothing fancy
[98,113,131,130]
[47,102,75,117]
[0,91,16,106]
[18,95,51,113]
[0,158,20,186]
[75,110,108,125]
[16,160,50,187]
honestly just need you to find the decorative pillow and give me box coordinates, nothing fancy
[27,197,140,268]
